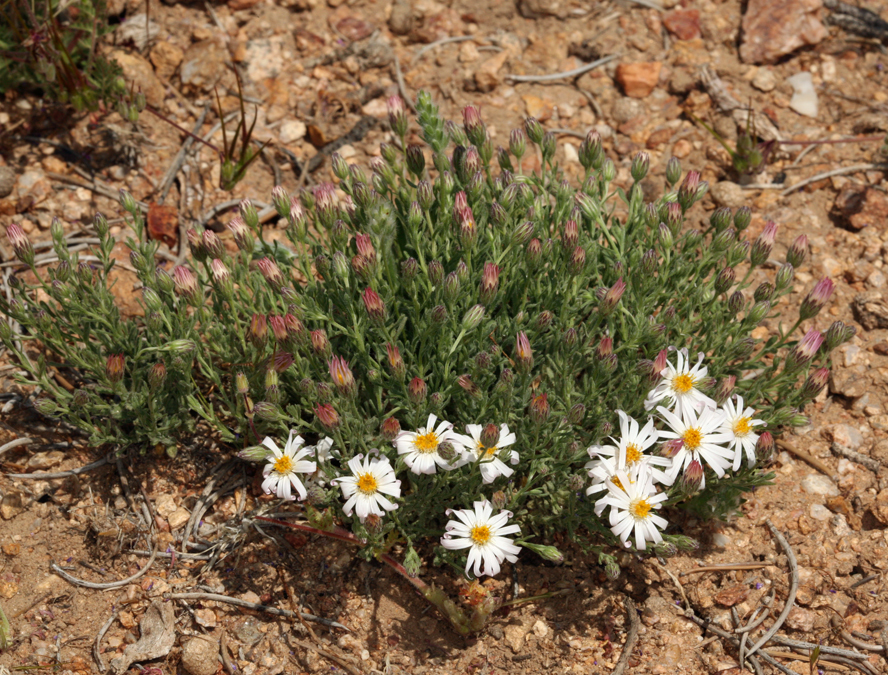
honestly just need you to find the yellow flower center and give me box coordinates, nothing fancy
[734,417,751,436]
[625,443,642,465]
[610,476,625,491]
[273,455,293,474]
[672,373,695,394]
[414,431,439,454]
[356,473,378,494]
[470,524,491,545]
[476,442,498,459]
[630,498,652,519]
[682,427,702,450]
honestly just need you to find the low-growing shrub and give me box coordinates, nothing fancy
[1,92,851,593]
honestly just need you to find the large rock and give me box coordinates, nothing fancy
[853,290,888,330]
[740,0,827,64]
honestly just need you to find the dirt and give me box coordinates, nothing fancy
[2,0,888,673]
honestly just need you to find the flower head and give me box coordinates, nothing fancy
[719,396,766,471]
[644,348,716,420]
[395,414,465,474]
[333,453,401,521]
[454,424,519,484]
[656,405,734,488]
[585,411,670,495]
[597,464,669,550]
[261,431,317,501]
[440,500,521,578]
[800,278,834,320]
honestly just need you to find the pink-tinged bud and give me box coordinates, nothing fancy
[458,207,477,249]
[7,224,34,265]
[209,258,229,284]
[491,490,508,510]
[516,332,534,373]
[714,375,736,404]
[284,313,307,346]
[561,220,579,251]
[315,403,340,430]
[800,278,835,320]
[462,304,486,330]
[256,257,286,292]
[756,431,774,461]
[454,191,469,213]
[268,314,288,342]
[235,371,249,395]
[480,262,500,305]
[249,314,267,348]
[458,374,481,399]
[273,350,294,373]
[173,266,202,306]
[386,343,406,380]
[678,170,701,210]
[661,438,684,458]
[186,228,206,261]
[596,336,613,360]
[526,238,543,268]
[463,104,485,145]
[202,229,225,260]
[311,329,331,358]
[381,416,401,442]
[529,393,550,424]
[788,329,824,370]
[148,362,166,389]
[355,234,376,263]
[536,310,554,330]
[652,349,669,379]
[106,354,125,384]
[227,216,253,253]
[362,287,386,323]
[801,367,830,399]
[750,221,777,267]
[786,234,808,268]
[328,355,356,397]
[679,460,704,494]
[350,254,371,281]
[387,95,408,137]
[480,423,499,449]
[408,376,427,405]
[601,278,626,314]
[568,245,586,275]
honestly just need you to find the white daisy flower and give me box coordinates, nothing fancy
[644,348,717,420]
[585,410,670,495]
[440,500,522,578]
[453,424,519,484]
[656,405,734,489]
[394,414,466,474]
[313,437,336,463]
[597,465,669,550]
[261,431,317,501]
[719,396,766,471]
[333,453,401,521]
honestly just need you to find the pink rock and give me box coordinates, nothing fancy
[662,9,701,40]
[740,0,828,64]
[615,62,662,99]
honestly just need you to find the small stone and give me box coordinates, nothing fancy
[167,507,191,531]
[522,94,554,121]
[0,166,16,198]
[389,0,413,35]
[787,72,818,118]
[835,186,888,231]
[809,503,831,521]
[109,50,166,107]
[241,590,261,605]
[830,369,868,398]
[119,611,136,629]
[563,143,579,163]
[800,473,839,496]
[740,0,828,64]
[0,492,24,520]
[26,450,65,469]
[662,9,701,40]
[474,50,509,93]
[459,41,480,63]
[517,0,566,18]
[181,637,219,675]
[280,120,307,144]
[713,585,749,607]
[711,532,730,549]
[16,170,51,206]
[149,41,184,81]
[615,62,662,98]
[672,139,692,158]
[842,345,862,367]
[338,144,357,160]
[869,415,888,431]
[503,623,529,653]
[180,40,228,92]
[532,619,549,638]
[785,607,817,632]
[751,68,777,92]
[194,608,217,628]
[2,543,20,556]
[830,423,864,450]
[334,16,375,42]
[709,181,747,209]
[0,581,17,599]
[853,290,888,330]
[611,97,645,125]
[155,494,177,518]
[228,0,262,9]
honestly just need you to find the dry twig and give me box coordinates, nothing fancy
[611,595,640,675]
[52,545,157,590]
[505,54,619,83]
[93,611,118,673]
[6,456,109,480]
[165,592,348,630]
[777,438,836,479]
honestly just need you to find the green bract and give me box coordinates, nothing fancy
[0,92,850,575]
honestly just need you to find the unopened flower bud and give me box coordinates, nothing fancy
[408,377,427,405]
[775,262,794,291]
[713,375,736,405]
[800,278,834,320]
[462,304,486,330]
[257,257,286,292]
[597,336,613,360]
[756,431,774,462]
[311,329,331,359]
[119,189,138,215]
[148,362,166,389]
[786,234,808,268]
[787,329,824,371]
[750,221,777,267]
[568,245,586,275]
[202,229,225,260]
[524,116,544,145]
[733,206,752,232]
[525,542,564,564]
[711,227,736,253]
[568,403,586,426]
[601,278,625,313]
[654,541,678,558]
[825,320,855,351]
[400,257,418,281]
[579,130,602,171]
[710,207,732,233]
[248,313,268,349]
[630,151,650,182]
[526,238,543,269]
[604,559,621,581]
[728,290,745,315]
[661,438,684,458]
[479,262,500,305]
[677,170,700,211]
[381,417,401,442]
[385,343,406,380]
[747,300,770,325]
[529,393,549,424]
[753,281,774,303]
[561,219,579,251]
[800,367,830,400]
[315,403,340,430]
[33,398,60,417]
[387,95,408,138]
[106,354,125,384]
[362,287,386,324]
[172,266,202,306]
[430,304,448,324]
[664,156,681,186]
[536,310,554,330]
[403,547,421,578]
[327,355,356,397]
[7,224,34,266]
[273,350,294,373]
[680,460,704,494]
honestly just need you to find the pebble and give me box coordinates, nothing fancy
[672,138,692,158]
[474,50,509,93]
[522,94,554,121]
[800,473,839,496]
[787,72,818,118]
[785,607,817,632]
[611,97,645,125]
[0,166,15,198]
[280,120,307,144]
[168,507,191,531]
[563,143,579,163]
[751,67,777,92]
[180,40,227,92]
[709,181,747,209]
[155,494,177,517]
[149,41,184,82]
[16,170,51,206]
[181,637,219,675]
[662,9,701,40]
[809,503,831,521]
[110,50,166,106]
[830,423,864,449]
[27,450,65,469]
[615,62,662,98]
[711,532,730,549]
[389,0,413,35]
[532,619,549,638]
[0,492,24,520]
[739,0,828,64]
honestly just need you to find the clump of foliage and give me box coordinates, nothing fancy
[0,0,125,111]
[0,92,852,604]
